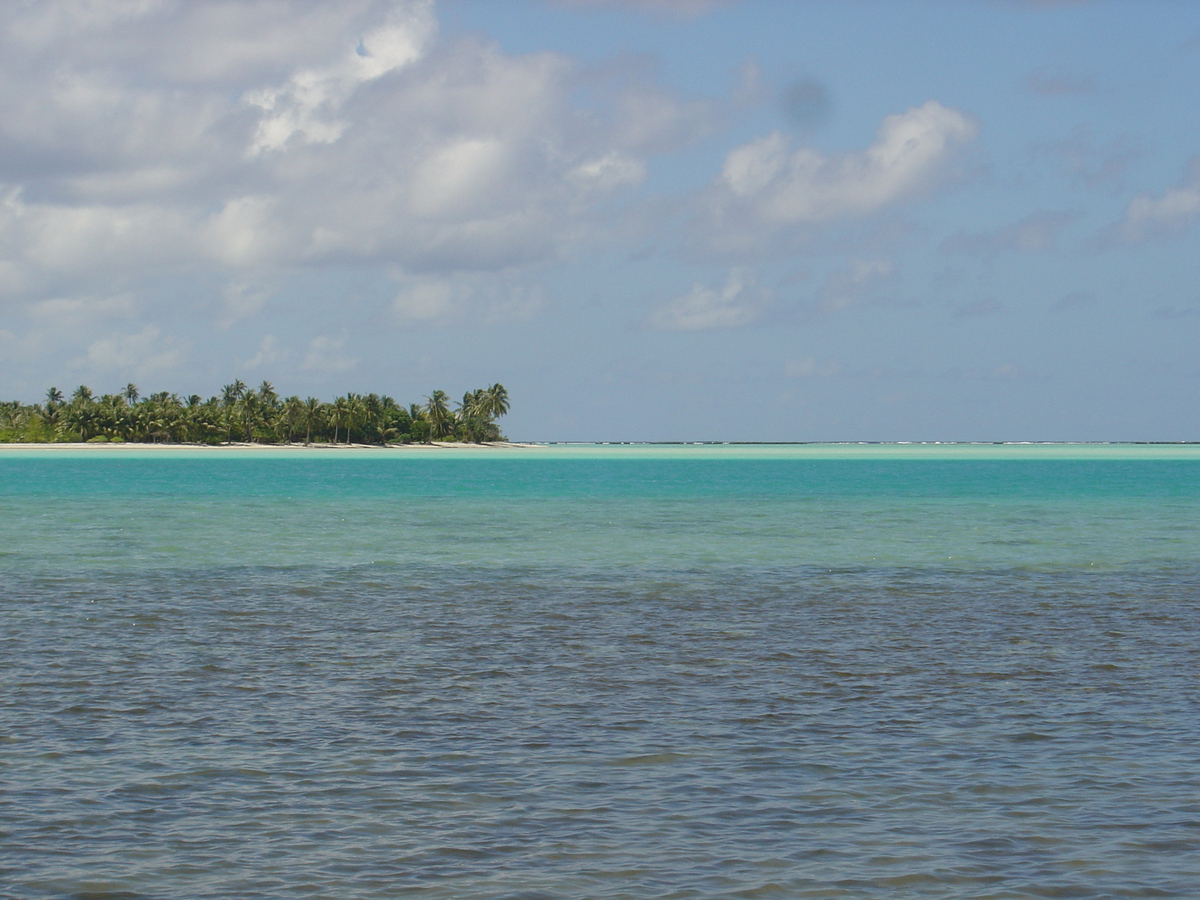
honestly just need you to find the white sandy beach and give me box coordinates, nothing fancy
[0,441,544,451]
[4,441,1200,460]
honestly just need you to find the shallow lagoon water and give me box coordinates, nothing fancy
[2,445,1199,898]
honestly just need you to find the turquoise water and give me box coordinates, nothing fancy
[2,446,1199,898]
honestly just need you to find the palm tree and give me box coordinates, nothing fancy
[425,390,451,440]
[126,402,149,441]
[348,394,371,444]
[339,393,358,444]
[221,380,247,407]
[39,387,64,433]
[484,383,510,420]
[406,402,430,443]
[188,401,224,444]
[330,397,350,445]
[240,391,260,442]
[145,405,170,443]
[361,393,383,443]
[378,395,403,443]
[301,397,322,445]
[281,396,303,444]
[63,402,88,441]
[1,380,510,445]
[455,389,485,442]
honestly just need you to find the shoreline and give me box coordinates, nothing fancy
[0,440,542,451]
[2,441,1200,460]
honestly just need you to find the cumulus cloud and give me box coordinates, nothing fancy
[818,258,892,311]
[79,325,186,377]
[723,102,974,221]
[1,290,155,388]
[0,0,711,325]
[0,190,195,278]
[245,334,289,369]
[697,101,977,256]
[942,210,1078,254]
[645,269,768,330]
[27,294,137,329]
[303,333,356,373]
[1117,159,1200,241]
[391,272,544,325]
[218,281,278,329]
[246,1,436,154]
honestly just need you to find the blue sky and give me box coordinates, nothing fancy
[1,0,1198,440]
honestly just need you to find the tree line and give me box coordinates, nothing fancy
[0,381,510,445]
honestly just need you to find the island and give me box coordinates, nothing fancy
[0,381,510,446]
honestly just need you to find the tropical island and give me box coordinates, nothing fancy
[0,381,510,445]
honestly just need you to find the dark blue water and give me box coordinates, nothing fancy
[2,448,1199,898]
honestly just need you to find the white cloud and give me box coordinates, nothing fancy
[303,333,356,372]
[79,325,185,376]
[720,101,976,223]
[245,334,289,369]
[408,137,515,218]
[393,277,458,322]
[646,268,767,330]
[1118,159,1200,241]
[942,210,1077,254]
[200,196,288,268]
[218,281,277,329]
[27,293,137,328]
[696,103,974,262]
[245,1,436,154]
[785,356,838,378]
[818,258,892,311]
[391,272,544,325]
[569,152,646,193]
[0,1,710,320]
[1,191,194,276]
[0,292,152,390]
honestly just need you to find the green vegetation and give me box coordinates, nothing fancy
[0,381,510,445]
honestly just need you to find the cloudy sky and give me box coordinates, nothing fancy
[1,0,1198,440]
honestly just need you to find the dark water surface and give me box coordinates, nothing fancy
[2,448,1199,898]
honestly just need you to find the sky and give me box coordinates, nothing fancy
[1,0,1198,441]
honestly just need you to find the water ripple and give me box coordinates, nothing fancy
[3,564,1199,898]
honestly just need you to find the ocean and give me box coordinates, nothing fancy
[2,444,1199,899]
